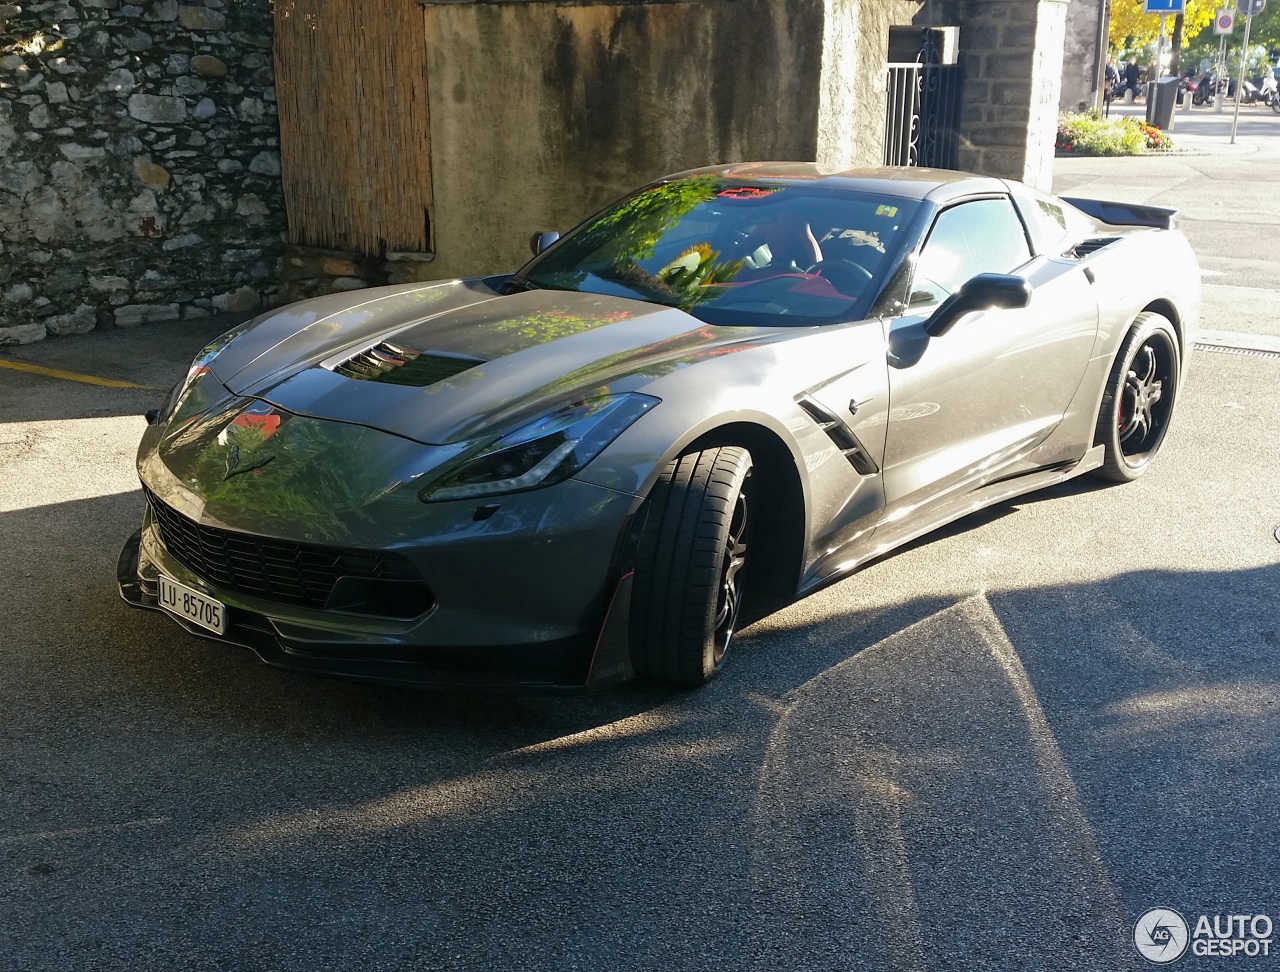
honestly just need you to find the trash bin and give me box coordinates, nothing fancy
[1145,76,1179,128]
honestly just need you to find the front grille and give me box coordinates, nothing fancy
[144,487,426,614]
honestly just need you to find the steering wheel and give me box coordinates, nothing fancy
[815,258,874,294]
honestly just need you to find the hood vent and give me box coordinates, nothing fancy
[1065,237,1119,260]
[331,342,484,387]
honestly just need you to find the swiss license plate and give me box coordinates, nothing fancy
[157,574,227,636]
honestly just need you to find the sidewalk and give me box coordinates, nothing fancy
[1055,100,1280,344]
[1102,100,1280,156]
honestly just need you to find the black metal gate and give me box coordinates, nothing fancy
[883,31,963,168]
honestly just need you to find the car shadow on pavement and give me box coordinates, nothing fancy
[3,479,1278,970]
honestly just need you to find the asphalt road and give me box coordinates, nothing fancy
[2,137,1279,971]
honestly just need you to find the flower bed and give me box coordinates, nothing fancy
[1056,111,1172,155]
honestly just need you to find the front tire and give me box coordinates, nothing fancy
[1093,312,1180,483]
[630,446,752,686]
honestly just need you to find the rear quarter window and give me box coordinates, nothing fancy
[1011,185,1096,255]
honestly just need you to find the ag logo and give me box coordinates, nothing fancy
[1135,908,1190,964]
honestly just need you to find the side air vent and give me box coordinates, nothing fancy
[1064,237,1120,260]
[332,342,483,387]
[797,396,879,475]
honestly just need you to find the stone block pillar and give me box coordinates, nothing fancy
[1060,0,1105,112]
[946,0,1069,190]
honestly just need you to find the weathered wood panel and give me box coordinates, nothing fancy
[274,0,434,254]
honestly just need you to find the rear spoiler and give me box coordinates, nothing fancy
[1062,197,1178,231]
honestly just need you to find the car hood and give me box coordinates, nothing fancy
[214,283,765,444]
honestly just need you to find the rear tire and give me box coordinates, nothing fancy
[630,446,752,686]
[1093,312,1180,483]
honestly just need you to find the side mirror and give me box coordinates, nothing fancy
[923,273,1033,337]
[529,230,560,256]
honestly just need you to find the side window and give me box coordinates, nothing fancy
[1010,183,1094,256]
[910,198,1032,307]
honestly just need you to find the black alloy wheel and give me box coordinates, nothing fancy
[711,473,750,666]
[630,446,753,686]
[1094,312,1180,482]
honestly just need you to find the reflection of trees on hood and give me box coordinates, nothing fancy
[532,322,759,400]
[422,308,637,378]
[177,410,403,541]
[482,307,632,345]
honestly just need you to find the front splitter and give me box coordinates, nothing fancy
[116,529,612,693]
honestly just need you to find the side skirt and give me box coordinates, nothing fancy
[799,445,1105,597]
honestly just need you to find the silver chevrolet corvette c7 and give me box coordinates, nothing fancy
[118,163,1200,690]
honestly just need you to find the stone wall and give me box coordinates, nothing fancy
[277,244,439,306]
[0,0,283,346]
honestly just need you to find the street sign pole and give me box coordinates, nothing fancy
[1162,15,1178,129]
[1231,11,1254,143]
[1218,33,1228,110]
[1158,13,1168,76]
[1213,7,1235,110]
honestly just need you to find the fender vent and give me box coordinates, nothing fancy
[1064,237,1119,259]
[797,396,879,475]
[332,342,483,387]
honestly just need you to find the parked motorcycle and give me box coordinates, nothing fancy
[1238,73,1278,106]
[1190,71,1225,106]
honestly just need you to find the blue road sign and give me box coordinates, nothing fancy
[1144,0,1186,11]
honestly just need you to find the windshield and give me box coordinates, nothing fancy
[516,176,920,327]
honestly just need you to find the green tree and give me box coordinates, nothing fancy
[1236,5,1280,49]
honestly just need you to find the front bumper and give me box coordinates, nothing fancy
[117,480,642,692]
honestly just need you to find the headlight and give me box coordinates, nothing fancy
[159,320,254,423]
[419,393,659,502]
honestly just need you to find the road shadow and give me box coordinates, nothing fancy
[2,482,1277,971]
